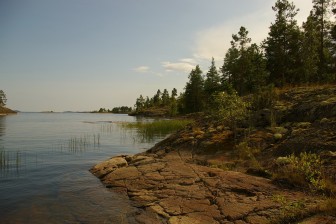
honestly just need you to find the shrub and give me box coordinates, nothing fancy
[251,85,278,111]
[211,91,249,129]
[274,152,333,193]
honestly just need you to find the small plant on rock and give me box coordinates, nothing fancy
[274,152,332,193]
[211,91,249,138]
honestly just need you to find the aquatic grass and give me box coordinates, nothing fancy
[120,119,192,143]
[0,148,24,176]
[93,133,100,146]
[100,123,114,133]
[64,133,101,153]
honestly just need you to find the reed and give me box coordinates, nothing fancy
[68,135,90,152]
[93,133,100,146]
[121,119,192,143]
[100,123,114,133]
[65,133,101,153]
[0,148,23,176]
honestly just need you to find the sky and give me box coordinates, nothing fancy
[1,0,313,112]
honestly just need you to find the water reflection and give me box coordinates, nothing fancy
[0,116,5,139]
[0,113,156,224]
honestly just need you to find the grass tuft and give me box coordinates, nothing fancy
[121,119,192,143]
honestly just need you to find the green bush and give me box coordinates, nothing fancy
[211,91,249,128]
[274,152,330,193]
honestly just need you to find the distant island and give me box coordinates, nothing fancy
[91,106,133,114]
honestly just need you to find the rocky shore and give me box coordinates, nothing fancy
[90,86,336,224]
[91,151,326,224]
[0,106,17,115]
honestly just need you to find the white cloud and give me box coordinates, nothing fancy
[162,59,196,73]
[133,66,150,73]
[179,58,197,64]
[192,0,312,66]
[193,12,272,65]
[133,65,163,77]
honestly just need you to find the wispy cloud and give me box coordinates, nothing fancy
[161,58,196,73]
[133,65,163,77]
[133,66,150,73]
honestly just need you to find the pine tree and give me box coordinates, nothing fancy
[135,95,145,112]
[162,89,170,106]
[302,13,320,83]
[184,65,204,113]
[221,44,239,90]
[264,0,301,86]
[0,90,7,107]
[222,27,268,94]
[153,89,162,106]
[204,58,221,98]
[222,26,252,94]
[312,0,333,75]
[245,43,269,92]
[171,88,177,100]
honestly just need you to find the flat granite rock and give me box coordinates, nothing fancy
[90,147,327,224]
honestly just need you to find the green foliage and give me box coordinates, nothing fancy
[184,65,205,113]
[311,0,333,76]
[222,27,268,95]
[204,58,222,98]
[274,152,333,193]
[134,88,181,115]
[153,89,162,106]
[271,195,308,224]
[235,141,261,169]
[251,85,278,110]
[301,13,320,83]
[130,1,336,116]
[161,89,170,106]
[264,0,302,86]
[111,106,132,114]
[212,91,249,129]
[287,152,326,191]
[135,94,145,112]
[0,90,7,107]
[121,119,192,142]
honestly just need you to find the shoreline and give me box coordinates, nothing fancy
[0,106,17,115]
[90,86,336,224]
[90,143,328,224]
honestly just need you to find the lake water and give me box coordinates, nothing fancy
[0,113,162,224]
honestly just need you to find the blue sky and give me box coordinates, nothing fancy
[1,0,312,112]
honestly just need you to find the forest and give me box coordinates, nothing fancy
[133,0,336,116]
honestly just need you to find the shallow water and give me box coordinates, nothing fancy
[0,113,162,223]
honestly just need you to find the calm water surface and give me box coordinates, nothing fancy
[0,113,162,224]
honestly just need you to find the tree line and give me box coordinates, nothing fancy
[134,88,179,116]
[93,106,133,114]
[134,0,336,115]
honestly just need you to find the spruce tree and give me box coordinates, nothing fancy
[184,65,204,113]
[162,89,170,106]
[153,89,162,106]
[302,13,320,83]
[264,0,301,86]
[204,58,221,98]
